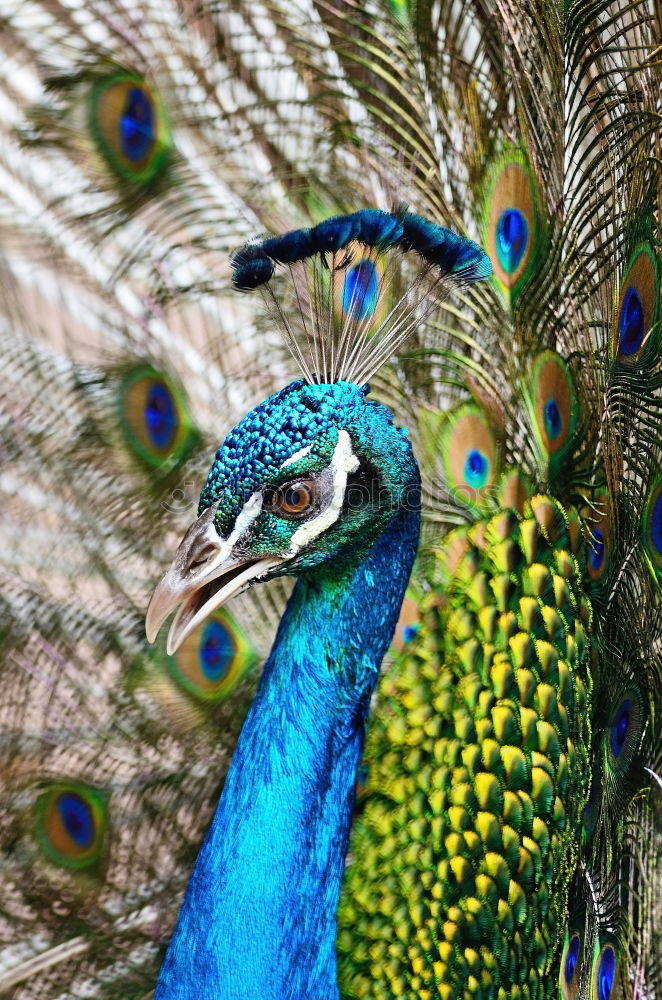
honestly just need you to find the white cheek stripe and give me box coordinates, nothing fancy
[289,429,359,554]
[191,490,263,583]
[280,444,313,469]
[228,489,264,546]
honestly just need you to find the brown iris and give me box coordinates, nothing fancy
[269,479,316,518]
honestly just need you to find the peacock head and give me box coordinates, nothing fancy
[146,209,491,653]
[146,378,419,654]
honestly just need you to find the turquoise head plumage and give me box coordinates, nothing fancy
[146,377,421,654]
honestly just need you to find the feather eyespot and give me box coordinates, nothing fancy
[464,449,489,488]
[483,153,542,297]
[591,941,618,1000]
[613,243,659,365]
[440,405,499,509]
[89,75,171,185]
[606,688,643,773]
[560,930,583,1000]
[119,366,198,471]
[543,398,562,440]
[167,608,254,701]
[268,480,317,518]
[530,351,578,466]
[36,785,107,869]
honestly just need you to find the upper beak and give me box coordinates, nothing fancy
[145,506,279,655]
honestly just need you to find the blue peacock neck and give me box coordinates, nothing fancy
[154,496,420,1000]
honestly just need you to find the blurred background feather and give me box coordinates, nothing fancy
[0,0,660,997]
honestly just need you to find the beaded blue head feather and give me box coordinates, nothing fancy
[231,209,491,385]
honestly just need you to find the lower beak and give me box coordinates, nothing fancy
[145,507,279,654]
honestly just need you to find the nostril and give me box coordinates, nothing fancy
[187,544,219,574]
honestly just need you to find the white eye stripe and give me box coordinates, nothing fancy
[288,430,358,553]
[228,490,263,545]
[280,444,314,469]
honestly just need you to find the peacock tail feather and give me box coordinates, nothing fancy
[0,0,660,996]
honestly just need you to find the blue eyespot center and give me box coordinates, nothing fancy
[464,449,489,489]
[617,286,645,356]
[597,946,616,1000]
[355,761,369,794]
[544,398,562,440]
[403,624,420,645]
[495,209,528,274]
[651,493,662,555]
[120,88,155,162]
[341,259,379,321]
[199,620,234,682]
[145,382,178,450]
[589,527,605,570]
[57,792,94,848]
[564,933,581,984]
[610,699,631,758]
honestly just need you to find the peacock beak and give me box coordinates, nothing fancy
[145,505,279,655]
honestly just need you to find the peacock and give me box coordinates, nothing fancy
[0,0,660,999]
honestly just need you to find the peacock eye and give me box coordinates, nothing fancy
[269,480,317,519]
